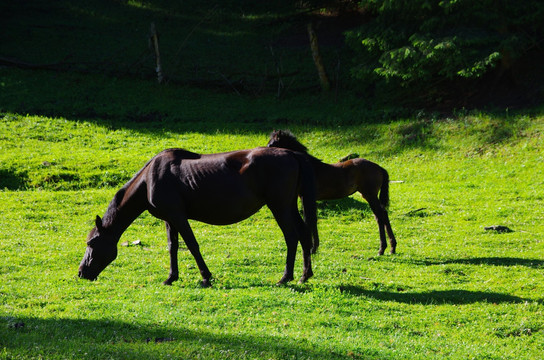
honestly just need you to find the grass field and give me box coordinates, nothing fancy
[2,1,544,359]
[1,108,543,359]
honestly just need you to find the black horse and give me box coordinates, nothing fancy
[267,130,396,255]
[78,147,317,286]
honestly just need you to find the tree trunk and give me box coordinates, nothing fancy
[149,22,164,84]
[307,22,330,91]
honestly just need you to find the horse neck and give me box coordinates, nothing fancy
[287,142,308,153]
[101,179,147,241]
[312,157,338,175]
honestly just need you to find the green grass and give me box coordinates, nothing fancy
[1,1,544,358]
[1,111,543,359]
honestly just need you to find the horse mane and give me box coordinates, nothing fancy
[101,187,125,225]
[268,130,329,166]
[100,152,162,227]
[269,130,309,153]
[101,148,204,227]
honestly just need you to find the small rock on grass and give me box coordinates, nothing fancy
[121,240,143,247]
[484,225,513,233]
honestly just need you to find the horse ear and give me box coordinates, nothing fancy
[95,215,104,231]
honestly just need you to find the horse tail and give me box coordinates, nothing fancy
[292,152,319,252]
[379,166,390,210]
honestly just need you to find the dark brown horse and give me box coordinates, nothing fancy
[267,130,396,255]
[78,147,317,287]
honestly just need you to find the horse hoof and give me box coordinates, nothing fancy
[298,271,313,284]
[201,279,212,288]
[276,275,294,286]
[163,276,177,285]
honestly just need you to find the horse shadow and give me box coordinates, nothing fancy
[314,197,372,218]
[445,257,544,268]
[336,286,534,305]
[405,257,544,269]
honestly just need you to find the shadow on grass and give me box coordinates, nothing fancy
[402,257,544,269]
[0,316,343,360]
[337,286,531,305]
[1,0,365,134]
[316,197,372,218]
[443,257,544,268]
[0,169,28,190]
[3,0,544,144]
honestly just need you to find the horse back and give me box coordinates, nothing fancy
[346,158,387,195]
[144,147,301,225]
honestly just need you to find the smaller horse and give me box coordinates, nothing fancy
[267,130,396,255]
[78,147,317,287]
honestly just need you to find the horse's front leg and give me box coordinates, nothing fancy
[163,221,179,285]
[171,217,213,287]
[272,206,310,285]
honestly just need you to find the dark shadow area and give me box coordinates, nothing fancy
[316,197,372,218]
[1,0,543,146]
[447,257,544,268]
[0,0,308,80]
[400,257,544,269]
[0,0,358,127]
[0,66,357,137]
[337,286,531,305]
[0,169,28,190]
[0,316,347,360]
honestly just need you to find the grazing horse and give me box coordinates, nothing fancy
[78,147,317,287]
[267,130,396,255]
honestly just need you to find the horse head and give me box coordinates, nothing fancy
[267,130,308,154]
[78,215,118,281]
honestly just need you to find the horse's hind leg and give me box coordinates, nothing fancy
[367,197,388,255]
[163,221,179,285]
[295,212,314,283]
[271,205,312,285]
[302,200,319,254]
[278,222,297,285]
[383,212,397,254]
[170,217,212,287]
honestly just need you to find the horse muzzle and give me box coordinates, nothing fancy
[78,267,97,281]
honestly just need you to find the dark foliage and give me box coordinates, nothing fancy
[345,0,544,107]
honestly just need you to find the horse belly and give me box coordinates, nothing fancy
[316,180,357,200]
[182,179,265,225]
[316,164,358,200]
